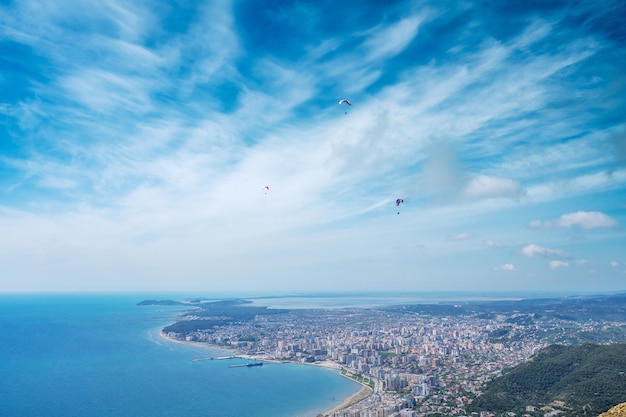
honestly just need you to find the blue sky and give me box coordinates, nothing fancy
[1,0,625,293]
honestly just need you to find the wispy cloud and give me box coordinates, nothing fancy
[521,244,569,259]
[549,260,569,269]
[362,15,423,61]
[484,239,503,248]
[463,175,523,200]
[530,211,620,230]
[447,232,473,242]
[495,263,515,271]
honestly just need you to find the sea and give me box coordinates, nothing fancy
[0,291,583,417]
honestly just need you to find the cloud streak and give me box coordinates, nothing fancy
[549,260,569,269]
[521,244,569,259]
[530,211,620,230]
[495,263,515,271]
[463,175,523,200]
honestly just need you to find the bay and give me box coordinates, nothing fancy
[243,290,583,309]
[0,293,360,417]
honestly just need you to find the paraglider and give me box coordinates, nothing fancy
[338,99,351,114]
[396,198,404,214]
[263,185,270,195]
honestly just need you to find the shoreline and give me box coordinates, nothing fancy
[319,383,373,416]
[158,331,373,416]
[158,330,241,357]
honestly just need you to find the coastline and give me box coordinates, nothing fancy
[319,384,373,416]
[158,330,240,356]
[159,331,372,416]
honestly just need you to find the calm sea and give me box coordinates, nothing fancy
[0,294,360,417]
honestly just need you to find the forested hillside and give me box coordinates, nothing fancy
[469,344,626,417]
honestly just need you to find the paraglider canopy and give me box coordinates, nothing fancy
[396,198,404,214]
[339,99,351,114]
[263,185,270,194]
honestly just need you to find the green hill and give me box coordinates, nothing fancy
[469,343,626,417]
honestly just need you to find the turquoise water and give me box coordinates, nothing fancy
[0,294,359,417]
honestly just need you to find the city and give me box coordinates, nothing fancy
[159,295,626,417]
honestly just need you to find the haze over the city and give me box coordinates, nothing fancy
[1,0,624,293]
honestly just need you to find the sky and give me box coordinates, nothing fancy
[0,0,625,293]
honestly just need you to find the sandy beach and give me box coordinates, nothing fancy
[159,332,374,416]
[319,384,373,416]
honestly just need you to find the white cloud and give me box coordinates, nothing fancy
[549,260,569,269]
[463,175,522,199]
[525,170,626,205]
[575,259,588,266]
[494,263,515,271]
[521,244,569,258]
[530,211,619,230]
[447,232,472,241]
[59,68,157,113]
[484,239,502,248]
[610,261,619,267]
[363,15,423,61]
[513,20,553,49]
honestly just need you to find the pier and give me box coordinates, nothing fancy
[228,362,263,368]
[191,355,238,362]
